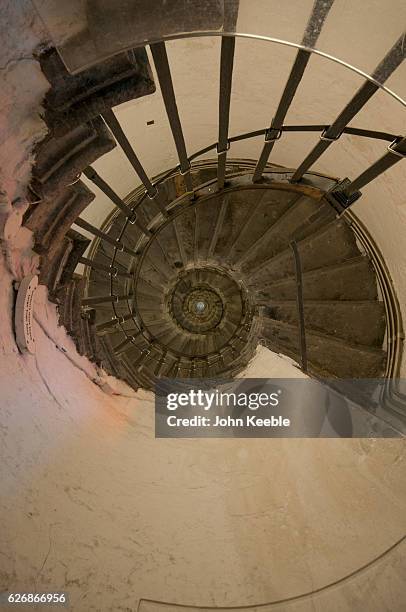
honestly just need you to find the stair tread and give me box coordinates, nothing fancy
[255,256,378,302]
[235,194,329,268]
[265,300,385,347]
[261,256,369,286]
[268,299,383,305]
[248,218,360,281]
[262,317,385,355]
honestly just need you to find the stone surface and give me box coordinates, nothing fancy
[30,119,116,199]
[0,1,49,204]
[39,47,156,135]
[26,181,95,255]
[0,267,405,609]
[33,0,239,73]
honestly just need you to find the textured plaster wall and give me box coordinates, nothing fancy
[1,259,406,610]
[0,1,50,286]
[0,1,49,205]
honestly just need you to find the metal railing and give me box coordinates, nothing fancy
[73,12,406,406]
[79,159,402,389]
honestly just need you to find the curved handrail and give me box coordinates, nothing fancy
[67,30,406,106]
[88,123,400,228]
[158,31,406,106]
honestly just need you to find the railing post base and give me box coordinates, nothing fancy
[325,179,362,215]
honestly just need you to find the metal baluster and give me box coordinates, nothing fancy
[344,136,406,197]
[290,241,308,373]
[253,0,335,182]
[292,34,405,182]
[208,194,228,258]
[154,351,167,377]
[113,332,143,356]
[83,166,150,234]
[173,218,187,267]
[102,109,168,216]
[150,42,193,192]
[74,217,139,256]
[79,256,133,278]
[96,312,136,334]
[82,293,132,307]
[217,36,235,189]
[131,348,151,368]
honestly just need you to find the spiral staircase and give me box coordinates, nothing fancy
[78,163,386,391]
[3,3,406,610]
[22,1,406,423]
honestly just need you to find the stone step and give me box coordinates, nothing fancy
[31,118,115,199]
[195,195,223,261]
[226,189,300,265]
[266,300,386,347]
[248,218,361,284]
[255,257,377,302]
[172,207,196,263]
[261,318,385,378]
[40,47,155,135]
[210,189,264,261]
[238,196,335,271]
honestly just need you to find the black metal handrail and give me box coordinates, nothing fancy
[79,122,403,244]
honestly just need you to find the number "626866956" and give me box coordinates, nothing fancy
[7,592,66,604]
